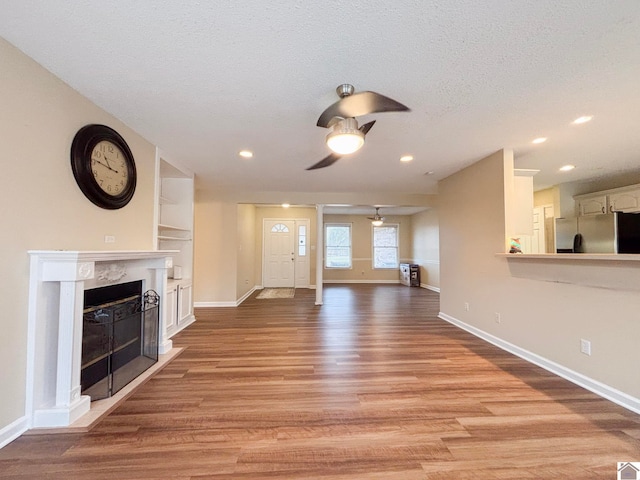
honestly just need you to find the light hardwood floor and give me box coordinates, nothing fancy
[1,285,639,479]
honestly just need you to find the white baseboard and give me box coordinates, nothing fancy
[235,286,258,306]
[438,311,640,415]
[195,286,322,308]
[323,280,400,284]
[0,415,28,449]
[421,283,440,292]
[194,301,238,307]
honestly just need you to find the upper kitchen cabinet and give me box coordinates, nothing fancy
[608,187,640,213]
[575,183,640,216]
[575,193,608,216]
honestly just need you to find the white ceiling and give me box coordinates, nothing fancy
[1,1,640,203]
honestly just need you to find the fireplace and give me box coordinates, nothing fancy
[81,281,159,400]
[27,250,174,428]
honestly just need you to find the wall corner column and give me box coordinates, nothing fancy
[315,204,324,305]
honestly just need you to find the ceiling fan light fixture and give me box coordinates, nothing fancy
[326,118,365,155]
[371,219,384,227]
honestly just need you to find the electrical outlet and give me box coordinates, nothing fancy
[464,302,470,312]
[104,235,115,243]
[580,339,591,356]
[495,312,501,324]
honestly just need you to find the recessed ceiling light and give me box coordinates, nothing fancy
[281,203,290,208]
[572,115,593,125]
[238,150,253,158]
[400,155,414,162]
[532,137,547,144]
[559,164,575,172]
[424,171,435,176]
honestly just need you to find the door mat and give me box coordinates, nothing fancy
[256,288,295,299]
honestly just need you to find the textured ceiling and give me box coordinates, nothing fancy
[1,1,640,200]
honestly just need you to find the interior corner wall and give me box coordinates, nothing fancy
[411,209,440,290]
[439,149,640,402]
[236,204,256,300]
[0,37,157,439]
[193,195,238,304]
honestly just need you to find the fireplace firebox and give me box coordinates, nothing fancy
[81,281,159,400]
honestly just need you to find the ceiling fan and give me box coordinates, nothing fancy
[367,207,385,226]
[306,84,410,171]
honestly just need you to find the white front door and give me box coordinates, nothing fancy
[264,220,296,288]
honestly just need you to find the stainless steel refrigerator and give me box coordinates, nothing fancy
[577,212,640,253]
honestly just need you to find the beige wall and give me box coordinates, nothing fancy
[439,149,640,401]
[410,209,440,290]
[193,196,238,304]
[0,38,156,432]
[323,214,411,283]
[236,204,256,299]
[534,186,560,211]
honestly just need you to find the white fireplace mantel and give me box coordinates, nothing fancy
[27,250,176,429]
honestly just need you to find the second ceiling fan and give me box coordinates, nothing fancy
[306,84,410,170]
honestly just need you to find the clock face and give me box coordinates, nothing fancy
[70,124,137,209]
[91,140,130,197]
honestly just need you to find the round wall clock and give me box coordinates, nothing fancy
[70,124,137,209]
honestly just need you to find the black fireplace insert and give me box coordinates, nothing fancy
[81,282,159,400]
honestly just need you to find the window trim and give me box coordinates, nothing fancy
[325,222,353,269]
[372,223,400,269]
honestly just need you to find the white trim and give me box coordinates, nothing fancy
[323,280,400,284]
[236,286,258,305]
[194,301,238,308]
[422,283,440,292]
[412,259,440,265]
[0,416,28,449]
[438,311,640,415]
[194,286,318,308]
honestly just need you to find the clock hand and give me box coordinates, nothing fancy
[93,159,119,174]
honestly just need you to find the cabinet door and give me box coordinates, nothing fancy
[165,285,178,336]
[177,283,193,326]
[609,189,640,212]
[578,195,607,216]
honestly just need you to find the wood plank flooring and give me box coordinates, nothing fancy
[1,284,639,479]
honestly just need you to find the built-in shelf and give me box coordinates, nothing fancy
[155,150,195,340]
[159,196,176,205]
[158,235,192,241]
[158,223,190,232]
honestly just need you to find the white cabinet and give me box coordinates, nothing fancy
[165,280,194,336]
[165,282,178,336]
[609,188,640,213]
[575,184,640,216]
[576,194,608,216]
[155,150,195,337]
[177,282,194,327]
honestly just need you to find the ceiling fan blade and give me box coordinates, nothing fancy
[317,91,409,127]
[306,153,342,170]
[359,120,376,135]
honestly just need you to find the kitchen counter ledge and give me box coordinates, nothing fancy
[496,253,640,291]
[496,253,640,262]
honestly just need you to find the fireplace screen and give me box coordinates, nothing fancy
[81,289,159,400]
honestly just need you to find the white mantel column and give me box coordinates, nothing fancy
[52,280,91,422]
[32,258,95,427]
